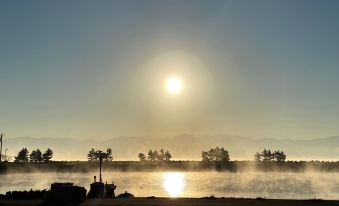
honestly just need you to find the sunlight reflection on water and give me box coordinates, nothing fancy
[163,172,185,197]
[1,171,339,199]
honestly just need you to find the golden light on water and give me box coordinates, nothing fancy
[163,172,185,197]
[166,77,183,94]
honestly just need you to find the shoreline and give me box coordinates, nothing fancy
[1,197,339,206]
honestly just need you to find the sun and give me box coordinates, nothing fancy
[166,77,183,94]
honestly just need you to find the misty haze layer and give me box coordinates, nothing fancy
[0,171,338,199]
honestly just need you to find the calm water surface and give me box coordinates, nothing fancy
[0,171,338,199]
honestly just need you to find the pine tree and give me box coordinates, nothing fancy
[14,148,29,163]
[164,151,172,161]
[42,148,53,162]
[30,149,42,162]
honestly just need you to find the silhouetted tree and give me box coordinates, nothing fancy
[147,150,156,161]
[42,148,53,162]
[164,151,172,161]
[153,150,160,161]
[87,148,113,162]
[87,148,96,161]
[138,153,146,161]
[30,149,42,162]
[219,147,230,163]
[106,148,113,162]
[201,151,210,162]
[14,148,29,162]
[29,150,36,162]
[201,147,230,163]
[95,150,107,161]
[156,149,165,161]
[35,149,43,162]
[143,149,172,162]
[274,150,286,162]
[262,149,274,162]
[254,152,262,161]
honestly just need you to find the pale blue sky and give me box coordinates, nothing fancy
[1,0,339,139]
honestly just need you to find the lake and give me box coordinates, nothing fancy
[0,171,338,199]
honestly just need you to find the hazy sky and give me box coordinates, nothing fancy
[1,0,339,140]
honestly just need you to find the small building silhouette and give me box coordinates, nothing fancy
[87,156,117,198]
[44,182,86,204]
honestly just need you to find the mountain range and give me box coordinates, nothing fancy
[3,135,339,161]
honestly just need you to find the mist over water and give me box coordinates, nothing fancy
[0,171,338,199]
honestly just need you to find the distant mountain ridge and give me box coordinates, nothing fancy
[3,135,339,161]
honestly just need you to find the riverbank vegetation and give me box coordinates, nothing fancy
[13,148,53,163]
[0,147,338,173]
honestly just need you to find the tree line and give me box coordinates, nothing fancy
[200,147,287,163]
[14,148,53,163]
[254,149,286,162]
[86,147,286,163]
[138,149,172,162]
[12,147,286,163]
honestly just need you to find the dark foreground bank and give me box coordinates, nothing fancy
[1,198,339,206]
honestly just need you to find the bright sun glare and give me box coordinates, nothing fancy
[166,77,183,94]
[163,172,185,197]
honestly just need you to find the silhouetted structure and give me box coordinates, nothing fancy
[105,181,116,197]
[87,175,105,198]
[87,155,116,198]
[44,182,86,204]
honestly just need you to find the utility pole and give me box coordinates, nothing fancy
[0,134,3,163]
